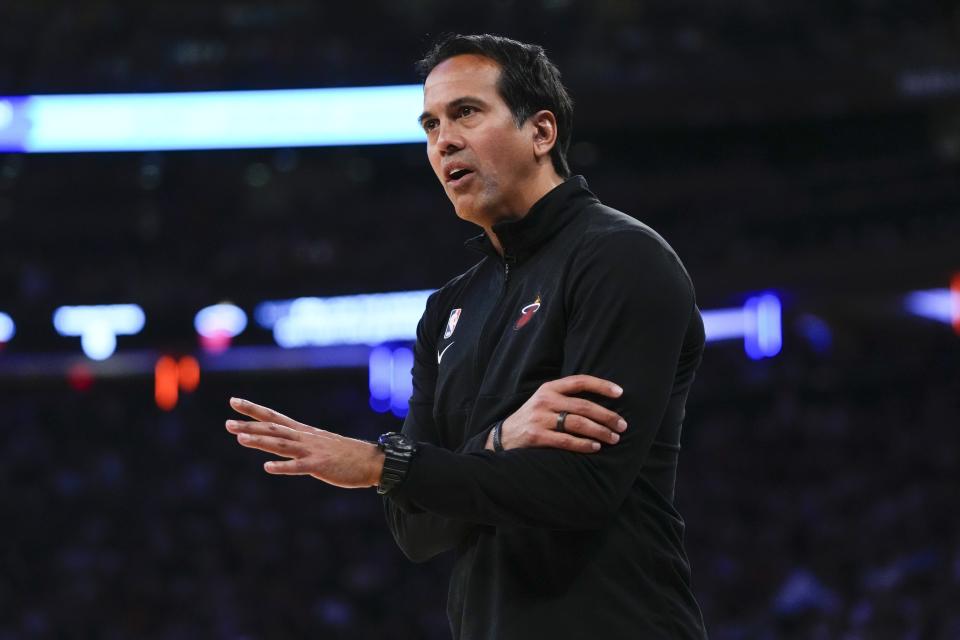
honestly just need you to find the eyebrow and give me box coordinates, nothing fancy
[417,96,489,127]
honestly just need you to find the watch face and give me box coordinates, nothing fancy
[380,432,416,453]
[389,435,417,453]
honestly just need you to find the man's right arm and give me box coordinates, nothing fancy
[383,396,490,562]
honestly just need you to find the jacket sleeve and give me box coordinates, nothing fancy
[386,230,697,530]
[382,294,488,562]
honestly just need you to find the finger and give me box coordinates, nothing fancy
[235,433,307,458]
[226,420,303,439]
[263,459,308,475]
[229,398,315,433]
[536,431,602,454]
[555,412,622,445]
[557,397,627,434]
[545,375,623,399]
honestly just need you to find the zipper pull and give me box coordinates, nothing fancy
[504,254,515,283]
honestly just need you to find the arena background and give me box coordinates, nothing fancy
[1,1,959,638]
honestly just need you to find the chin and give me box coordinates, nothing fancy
[453,208,480,225]
[451,198,480,224]
[451,191,500,228]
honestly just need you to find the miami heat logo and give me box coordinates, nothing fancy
[514,295,542,330]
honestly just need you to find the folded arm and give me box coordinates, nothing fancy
[387,231,698,530]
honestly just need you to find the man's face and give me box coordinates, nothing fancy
[420,54,538,225]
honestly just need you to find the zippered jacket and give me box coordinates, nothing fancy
[383,176,708,639]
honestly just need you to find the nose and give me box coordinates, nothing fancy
[434,122,464,156]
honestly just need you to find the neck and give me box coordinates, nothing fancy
[484,170,565,256]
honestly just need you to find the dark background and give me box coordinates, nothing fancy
[1,1,959,638]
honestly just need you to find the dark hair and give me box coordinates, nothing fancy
[416,33,573,178]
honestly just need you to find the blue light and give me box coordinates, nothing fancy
[744,293,783,360]
[368,346,393,413]
[0,101,13,130]
[390,347,414,418]
[194,303,247,338]
[53,304,145,360]
[0,311,14,343]
[81,326,117,362]
[702,295,783,359]
[368,346,414,417]
[1,86,425,153]
[796,314,833,354]
[257,290,433,348]
[702,308,747,341]
[904,289,953,324]
[0,97,28,151]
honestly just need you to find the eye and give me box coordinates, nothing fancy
[423,119,439,133]
[456,105,476,118]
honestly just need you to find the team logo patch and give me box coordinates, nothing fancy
[443,308,462,339]
[514,295,542,330]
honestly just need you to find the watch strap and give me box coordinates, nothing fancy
[377,432,417,495]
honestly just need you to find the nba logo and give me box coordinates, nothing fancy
[443,308,462,339]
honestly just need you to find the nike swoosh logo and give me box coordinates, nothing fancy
[437,341,455,364]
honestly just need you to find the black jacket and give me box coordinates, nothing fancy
[384,176,707,639]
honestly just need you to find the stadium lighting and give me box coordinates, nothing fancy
[700,308,744,341]
[53,304,145,361]
[0,101,12,130]
[905,281,960,334]
[194,303,247,353]
[744,293,783,360]
[256,290,434,348]
[702,292,783,359]
[0,311,14,344]
[368,346,393,413]
[390,347,414,416]
[904,288,953,324]
[0,86,425,153]
[0,311,17,346]
[368,345,413,418]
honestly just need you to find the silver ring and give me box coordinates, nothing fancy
[556,411,568,433]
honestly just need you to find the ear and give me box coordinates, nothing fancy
[529,110,558,161]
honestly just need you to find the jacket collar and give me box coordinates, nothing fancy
[463,175,597,263]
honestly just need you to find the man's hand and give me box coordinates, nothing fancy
[487,375,627,453]
[226,397,385,489]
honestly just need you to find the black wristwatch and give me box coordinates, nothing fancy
[376,432,418,495]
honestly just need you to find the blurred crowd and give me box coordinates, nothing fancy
[2,323,957,638]
[682,328,960,639]
[2,0,957,94]
[1,1,958,638]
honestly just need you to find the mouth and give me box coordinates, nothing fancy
[445,167,475,187]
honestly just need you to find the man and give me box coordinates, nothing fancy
[227,34,707,639]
